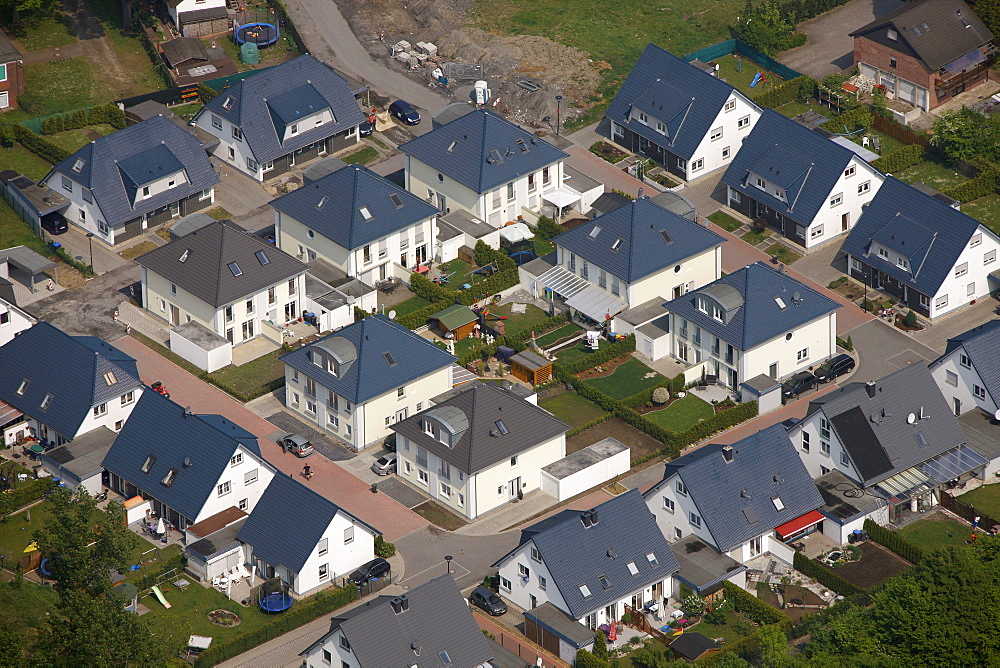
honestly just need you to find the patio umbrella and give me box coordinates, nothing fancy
[156,518,165,535]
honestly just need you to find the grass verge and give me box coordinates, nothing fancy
[740,228,771,245]
[412,500,467,530]
[766,243,802,265]
[342,146,379,166]
[708,210,744,232]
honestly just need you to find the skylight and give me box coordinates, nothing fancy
[316,196,328,209]
[359,206,372,221]
[162,468,178,487]
[517,138,529,152]
[440,651,453,665]
[774,296,787,310]
[660,230,673,245]
[495,419,509,435]
[627,561,639,576]
[598,574,612,590]
[389,193,404,208]
[915,433,929,448]
[589,226,602,239]
[40,393,54,411]
[611,238,623,252]
[255,250,270,265]
[447,140,457,152]
[383,351,397,367]
[16,378,29,396]
[72,158,86,173]
[646,552,659,567]
[222,96,234,110]
[579,584,592,598]
[228,262,242,277]
[179,249,190,263]
[772,496,785,511]
[141,454,156,474]
[103,371,117,386]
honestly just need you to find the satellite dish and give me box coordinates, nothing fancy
[388,310,397,319]
[907,413,916,425]
[994,408,1000,422]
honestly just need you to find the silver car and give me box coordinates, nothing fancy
[281,433,314,458]
[371,453,397,476]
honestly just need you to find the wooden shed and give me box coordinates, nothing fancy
[510,349,552,385]
[429,304,478,340]
[669,632,721,662]
[458,245,476,265]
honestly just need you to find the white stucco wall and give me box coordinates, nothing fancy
[192,445,276,523]
[930,346,997,417]
[684,92,761,181]
[0,298,36,347]
[540,446,630,501]
[169,328,232,373]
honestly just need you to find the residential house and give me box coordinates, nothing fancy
[0,280,35,347]
[604,42,762,181]
[662,262,840,390]
[280,315,456,451]
[301,575,494,668]
[644,424,824,565]
[721,109,884,248]
[42,115,219,246]
[270,164,440,285]
[191,55,366,182]
[136,219,308,345]
[785,363,980,530]
[400,109,568,225]
[0,33,23,112]
[842,177,1000,319]
[102,391,277,529]
[166,0,229,38]
[492,490,680,631]
[238,472,378,595]
[0,322,143,447]
[521,195,724,326]
[391,381,568,520]
[931,319,1000,417]
[850,0,994,112]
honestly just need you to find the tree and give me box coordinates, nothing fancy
[574,648,608,668]
[930,108,995,163]
[734,0,793,55]
[974,0,1000,39]
[630,645,670,668]
[0,491,15,524]
[754,624,795,667]
[593,630,608,661]
[536,215,562,241]
[904,310,917,328]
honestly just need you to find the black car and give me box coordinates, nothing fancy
[359,119,373,136]
[389,100,421,125]
[470,587,507,616]
[813,354,856,383]
[782,371,817,401]
[41,213,68,235]
[349,557,391,585]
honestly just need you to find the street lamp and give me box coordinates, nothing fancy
[85,232,94,272]
[555,96,563,137]
[445,555,453,574]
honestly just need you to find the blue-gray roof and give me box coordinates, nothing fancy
[47,116,219,228]
[0,322,141,439]
[102,392,265,522]
[941,320,1000,401]
[270,164,439,250]
[553,196,723,283]
[665,261,840,350]
[653,424,823,552]
[495,490,678,620]
[721,109,862,226]
[238,472,376,573]
[399,109,567,193]
[841,177,990,297]
[197,55,366,163]
[280,315,455,405]
[605,43,752,161]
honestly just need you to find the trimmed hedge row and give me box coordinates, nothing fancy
[752,76,815,109]
[566,413,614,439]
[10,476,55,509]
[397,299,451,331]
[863,518,924,564]
[194,585,358,666]
[553,336,636,374]
[39,103,126,135]
[871,143,924,173]
[943,159,1000,203]
[723,580,791,628]
[54,246,94,276]
[821,106,872,133]
[793,550,863,597]
[10,124,71,164]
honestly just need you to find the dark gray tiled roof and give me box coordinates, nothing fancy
[391,382,567,474]
[841,177,990,297]
[281,315,455,405]
[497,490,678,620]
[721,109,862,226]
[198,55,366,163]
[553,197,723,283]
[40,426,117,483]
[939,320,1000,406]
[522,602,595,648]
[669,536,746,593]
[653,424,823,552]
[664,261,839,350]
[304,575,493,667]
[47,116,219,228]
[0,32,19,63]
[605,43,751,161]
[102,392,265,521]
[399,109,566,193]
[0,322,141,438]
[270,164,438,250]
[136,219,307,308]
[806,364,968,486]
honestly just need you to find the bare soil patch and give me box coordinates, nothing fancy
[566,417,664,463]
[573,354,632,380]
[818,541,911,590]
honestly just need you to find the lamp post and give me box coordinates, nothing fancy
[445,555,453,574]
[555,96,563,137]
[86,232,94,272]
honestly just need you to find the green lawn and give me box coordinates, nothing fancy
[554,340,600,366]
[21,58,104,116]
[204,206,233,220]
[895,159,969,192]
[538,392,608,428]
[774,100,836,121]
[170,103,203,121]
[392,296,433,318]
[960,194,1000,236]
[766,243,802,265]
[534,237,556,257]
[643,393,714,432]
[44,124,117,154]
[585,358,664,400]
[207,33,300,72]
[210,348,286,401]
[342,146,379,166]
[708,210,744,232]
[0,503,53,562]
[437,258,476,288]
[534,322,582,348]
[0,144,54,181]
[713,53,784,97]
[741,228,771,245]
[898,516,972,552]
[0,581,59,653]
[12,16,76,50]
[958,485,1000,522]
[0,197,51,256]
[493,302,550,334]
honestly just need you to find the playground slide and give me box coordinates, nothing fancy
[150,585,172,609]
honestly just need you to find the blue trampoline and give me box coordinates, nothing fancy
[510,250,536,266]
[235,22,280,47]
[257,577,293,613]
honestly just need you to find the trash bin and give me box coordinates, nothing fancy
[51,242,61,250]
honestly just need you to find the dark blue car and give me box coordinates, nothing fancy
[389,100,421,125]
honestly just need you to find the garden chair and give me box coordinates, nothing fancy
[872,136,881,153]
[862,136,870,148]
[212,575,222,588]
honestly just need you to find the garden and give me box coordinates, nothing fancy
[638,393,715,432]
[816,541,911,591]
[538,391,609,429]
[958,483,1000,522]
[583,358,665,400]
[898,514,977,552]
[566,417,664,463]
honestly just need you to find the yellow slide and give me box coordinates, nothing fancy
[150,585,172,609]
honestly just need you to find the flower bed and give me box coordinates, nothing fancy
[208,609,241,627]
[574,354,634,380]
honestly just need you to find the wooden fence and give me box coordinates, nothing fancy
[473,608,567,668]
[625,604,671,645]
[941,491,1000,533]
[872,115,931,149]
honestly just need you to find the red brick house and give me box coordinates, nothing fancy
[0,33,23,112]
[850,0,994,112]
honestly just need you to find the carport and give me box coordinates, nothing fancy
[0,245,56,293]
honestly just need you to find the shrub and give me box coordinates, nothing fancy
[872,144,924,173]
[197,82,219,103]
[652,387,670,405]
[53,245,94,276]
[723,580,792,629]
[822,106,872,133]
[593,630,608,660]
[374,535,396,558]
[12,124,70,164]
[535,215,562,240]
[864,519,925,563]
[753,75,816,109]
[792,551,863,597]
[846,335,853,351]
[904,310,917,327]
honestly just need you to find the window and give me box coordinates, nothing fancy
[801,431,810,452]
[946,370,959,386]
[500,576,512,591]
[646,552,659,567]
[319,563,329,581]
[245,468,258,485]
[691,158,704,172]
[363,245,372,263]
[975,384,987,400]
[689,512,702,527]
[98,220,109,235]
[598,574,612,590]
[141,454,156,473]
[507,182,515,201]
[344,525,354,544]
[797,348,809,362]
[889,57,897,68]
[956,262,969,278]
[627,561,639,576]
[61,176,73,193]
[971,233,982,248]
[675,527,683,540]
[755,177,766,190]
[858,181,870,195]
[738,115,751,129]
[542,167,551,185]
[115,420,124,430]
[288,278,297,295]
[898,257,909,270]
[305,378,316,397]
[772,496,786,511]
[246,157,258,171]
[811,225,824,239]
[231,452,243,466]
[82,188,92,203]
[531,547,541,562]
[986,250,996,265]
[397,386,405,398]
[511,455,519,468]
[960,352,970,369]
[841,451,850,466]
[340,635,351,650]
[212,114,222,130]
[416,402,423,412]
[527,173,536,191]
[93,403,107,417]
[217,481,231,497]
[40,393,54,411]
[830,193,843,208]
[418,469,429,485]
[722,145,731,159]
[16,379,28,395]
[539,575,546,590]
[887,28,897,41]
[820,418,830,440]
[579,584,592,598]
[725,99,736,112]
[518,563,529,578]
[306,399,317,415]
[440,482,451,498]
[245,298,255,315]
[228,262,242,277]
[676,479,687,496]
[162,469,177,486]
[710,126,723,141]
[268,287,276,304]
[935,294,949,309]
[677,157,687,170]
[232,126,242,140]
[969,282,977,297]
[458,493,464,507]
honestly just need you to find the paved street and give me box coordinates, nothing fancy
[845,318,940,383]
[395,525,519,591]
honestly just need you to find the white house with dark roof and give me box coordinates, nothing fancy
[391,381,568,520]
[270,164,440,284]
[605,43,762,182]
[645,424,824,566]
[492,490,679,631]
[662,262,839,389]
[136,219,308,345]
[931,320,1000,418]
[400,109,568,225]
[0,284,35,347]
[42,115,219,246]
[722,109,884,249]
[191,55,366,182]
[281,315,456,451]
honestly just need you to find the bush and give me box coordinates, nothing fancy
[53,245,94,276]
[396,299,451,331]
[753,76,816,109]
[11,124,70,164]
[904,310,917,327]
[863,519,924,564]
[197,82,219,103]
[792,551,863,597]
[872,144,924,173]
[10,477,55,509]
[821,106,872,133]
[535,215,562,240]
[722,580,792,629]
[652,387,670,405]
[374,535,396,558]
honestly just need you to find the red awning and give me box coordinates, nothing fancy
[775,510,825,539]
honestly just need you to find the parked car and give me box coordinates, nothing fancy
[813,354,856,383]
[469,587,507,616]
[41,213,68,235]
[389,100,421,125]
[782,372,818,402]
[349,557,391,585]
[371,453,397,476]
[280,433,314,458]
[359,119,373,136]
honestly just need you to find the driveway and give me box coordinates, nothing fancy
[394,525,519,591]
[844,318,939,384]
[26,263,140,340]
[780,0,904,78]
[265,411,355,462]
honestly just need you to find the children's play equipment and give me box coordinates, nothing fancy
[150,585,172,609]
[749,72,768,87]
[258,577,294,613]
[585,331,601,350]
[234,22,280,47]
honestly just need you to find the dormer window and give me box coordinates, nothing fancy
[898,257,909,270]
[141,454,156,474]
[697,297,707,314]
[774,189,785,202]
[162,468,178,486]
[142,187,150,199]
[637,112,648,125]
[168,179,175,188]
[712,303,723,322]
[755,177,766,190]
[877,247,889,260]
[291,124,298,136]
[655,121,666,135]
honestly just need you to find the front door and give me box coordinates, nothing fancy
[954,397,962,416]
[169,304,180,326]
[508,477,521,499]
[842,212,850,231]
[877,271,887,289]
[284,301,296,322]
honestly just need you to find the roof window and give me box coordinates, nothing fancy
[579,584,592,598]
[317,196,328,210]
[598,574,612,590]
[16,378,29,396]
[646,552,659,567]
[228,262,242,277]
[774,295,788,310]
[389,193,404,208]
[660,230,673,245]
[383,351,397,367]
[627,561,639,576]
[772,496,785,511]
[103,371,117,386]
[72,158,86,173]
[611,238,623,252]
[359,206,372,221]
[222,96,234,110]
[179,249,190,263]
[589,226,601,239]
[495,419,509,435]
[40,393,54,411]
[141,454,156,474]
[162,468,178,487]
[255,250,270,265]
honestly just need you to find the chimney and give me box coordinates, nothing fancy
[722,445,734,462]
[866,381,877,399]
[590,509,599,525]
[580,511,592,528]
[390,597,403,614]
[399,594,409,611]
[637,187,644,199]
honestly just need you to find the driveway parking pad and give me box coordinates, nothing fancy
[375,477,428,509]
[265,412,355,461]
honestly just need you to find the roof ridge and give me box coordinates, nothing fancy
[477,110,490,192]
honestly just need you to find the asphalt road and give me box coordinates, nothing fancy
[844,318,939,384]
[26,263,139,341]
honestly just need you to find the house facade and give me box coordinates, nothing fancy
[850,0,994,112]
[42,116,218,246]
[0,288,35,347]
[722,109,884,249]
[191,55,366,182]
[930,320,1000,417]
[0,34,23,113]
[400,109,567,226]
[605,43,762,182]
[271,164,440,285]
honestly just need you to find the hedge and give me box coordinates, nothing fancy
[565,413,614,438]
[792,550,863,597]
[396,299,451,331]
[39,103,126,135]
[194,585,358,666]
[943,159,1000,203]
[197,82,219,103]
[10,476,55,509]
[863,519,924,564]
[752,76,816,109]
[722,580,791,628]
[553,335,636,374]
[821,106,872,133]
[11,124,71,164]
[871,143,924,173]
[54,246,94,276]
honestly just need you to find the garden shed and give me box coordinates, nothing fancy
[669,632,721,661]
[429,304,477,340]
[510,349,552,386]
